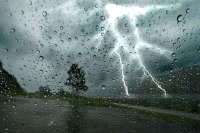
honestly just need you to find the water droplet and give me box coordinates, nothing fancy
[75,37,78,40]
[95,4,99,8]
[40,69,43,73]
[21,10,24,15]
[37,50,40,53]
[172,53,175,57]
[42,11,47,17]
[186,8,190,13]
[39,56,44,61]
[21,124,25,127]
[91,47,94,51]
[102,85,106,89]
[174,59,178,63]
[100,16,105,21]
[12,105,16,108]
[68,38,72,42]
[84,7,88,11]
[60,26,63,30]
[198,49,200,52]
[177,15,183,22]
[78,53,82,57]
[29,0,32,5]
[11,28,15,32]
[39,26,43,30]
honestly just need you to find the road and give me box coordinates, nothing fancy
[0,97,198,133]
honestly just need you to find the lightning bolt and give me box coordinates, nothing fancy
[115,51,129,96]
[94,3,180,96]
[49,1,180,96]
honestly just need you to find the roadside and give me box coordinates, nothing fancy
[113,103,200,121]
[113,103,200,131]
[0,97,199,133]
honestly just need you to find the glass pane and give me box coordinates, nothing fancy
[0,0,199,132]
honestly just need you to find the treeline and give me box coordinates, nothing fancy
[0,61,25,93]
[35,85,72,97]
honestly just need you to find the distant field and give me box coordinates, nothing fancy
[1,92,200,114]
[1,92,200,131]
[109,96,200,114]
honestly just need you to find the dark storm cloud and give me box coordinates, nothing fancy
[0,0,199,96]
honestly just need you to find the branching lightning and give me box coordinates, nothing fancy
[94,3,180,96]
[50,1,180,96]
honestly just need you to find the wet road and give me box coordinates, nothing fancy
[0,97,198,133]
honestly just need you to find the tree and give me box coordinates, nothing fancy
[38,85,51,95]
[65,64,88,96]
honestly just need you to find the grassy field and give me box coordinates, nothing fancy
[111,97,200,114]
[1,92,200,131]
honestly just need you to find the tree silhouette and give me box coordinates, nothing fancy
[65,64,88,96]
[38,85,51,95]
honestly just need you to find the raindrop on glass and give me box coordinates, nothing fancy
[78,53,82,57]
[39,56,44,61]
[12,105,16,108]
[84,7,88,11]
[95,4,99,8]
[102,85,106,89]
[29,0,32,5]
[100,16,105,21]
[42,11,47,17]
[186,8,190,13]
[21,10,24,15]
[177,15,183,22]
[68,38,72,42]
[11,28,15,32]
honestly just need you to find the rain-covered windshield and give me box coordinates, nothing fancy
[0,0,200,133]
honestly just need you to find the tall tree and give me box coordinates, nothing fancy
[38,85,51,95]
[65,64,88,96]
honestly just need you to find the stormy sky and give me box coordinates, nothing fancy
[0,0,200,97]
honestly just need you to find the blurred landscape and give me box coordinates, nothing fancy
[1,60,200,114]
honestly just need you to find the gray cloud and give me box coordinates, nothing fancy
[0,0,199,96]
